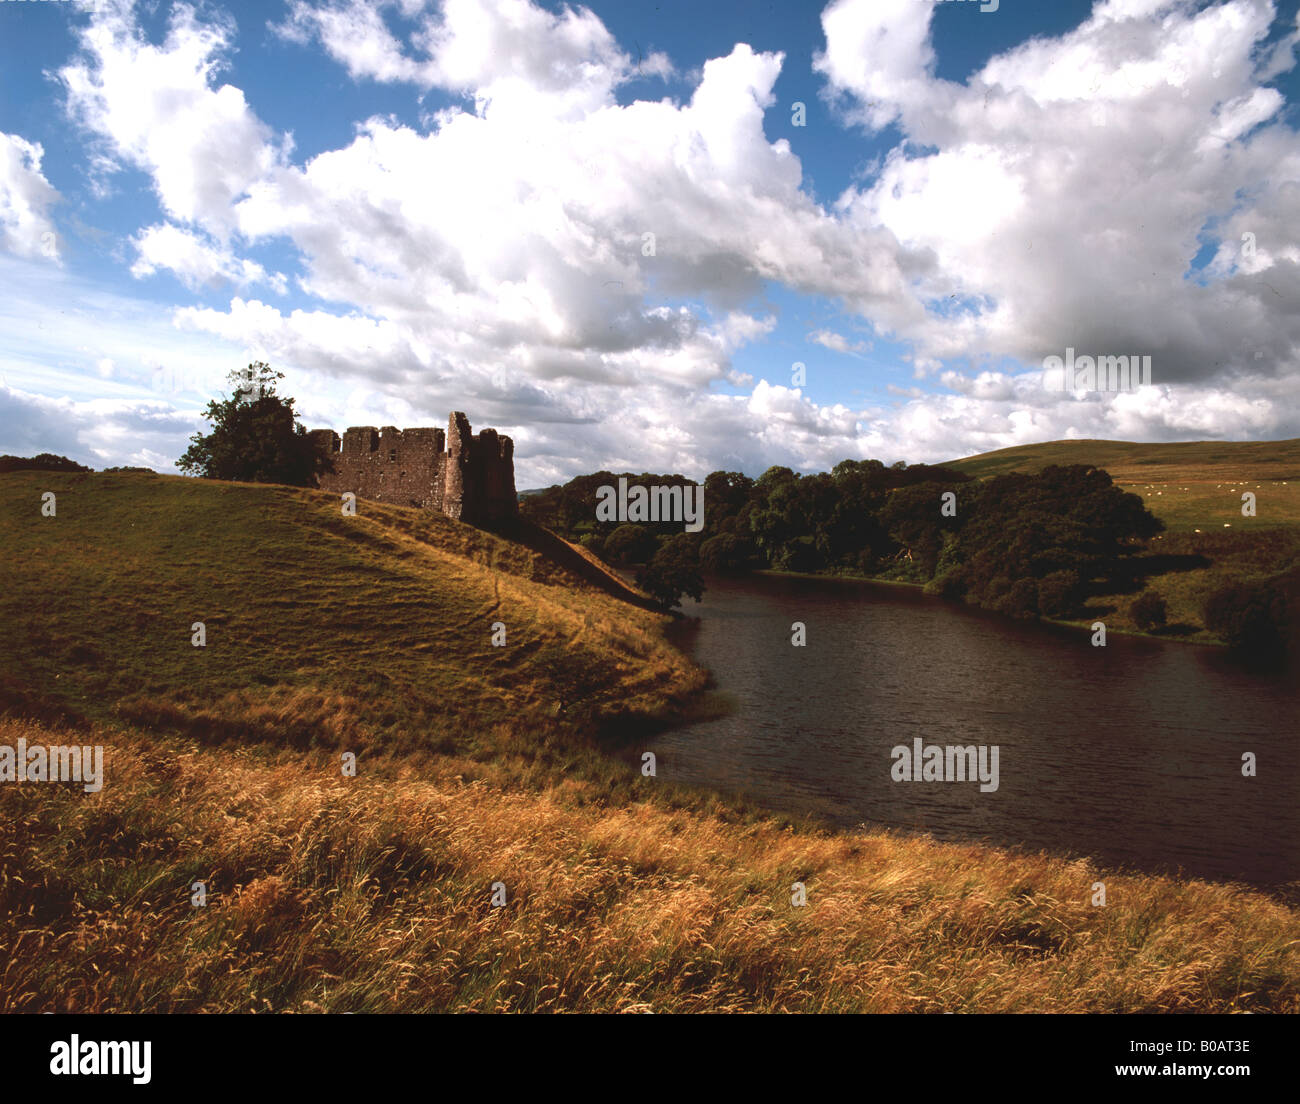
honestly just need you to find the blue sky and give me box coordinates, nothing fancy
[1,0,1298,484]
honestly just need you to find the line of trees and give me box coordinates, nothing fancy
[523,460,1169,622]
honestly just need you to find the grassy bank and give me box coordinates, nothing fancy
[4,712,1297,1013]
[2,471,1297,1012]
[0,470,703,761]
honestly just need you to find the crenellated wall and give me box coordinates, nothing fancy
[310,412,516,524]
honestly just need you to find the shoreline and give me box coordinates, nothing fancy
[749,567,1228,647]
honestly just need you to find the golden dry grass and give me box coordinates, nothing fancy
[3,715,1296,1013]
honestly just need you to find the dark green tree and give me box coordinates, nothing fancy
[178,363,325,486]
[1130,592,1168,631]
[637,533,705,609]
[703,470,755,518]
[0,453,92,474]
[604,523,658,565]
[1204,577,1290,657]
[699,531,754,574]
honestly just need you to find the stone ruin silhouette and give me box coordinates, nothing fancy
[308,412,517,525]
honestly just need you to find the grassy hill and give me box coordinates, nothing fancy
[943,439,1300,642]
[1,470,1298,1012]
[946,437,1300,532]
[0,470,699,761]
[945,437,1300,482]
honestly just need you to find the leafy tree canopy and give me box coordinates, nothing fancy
[177,362,324,486]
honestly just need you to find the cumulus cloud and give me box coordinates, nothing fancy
[815,0,941,130]
[130,224,287,293]
[0,133,60,260]
[824,0,1300,393]
[22,0,1300,480]
[275,0,674,111]
[178,2,931,479]
[59,1,287,235]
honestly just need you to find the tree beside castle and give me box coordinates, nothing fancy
[178,362,325,487]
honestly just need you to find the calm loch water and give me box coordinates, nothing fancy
[650,574,1300,890]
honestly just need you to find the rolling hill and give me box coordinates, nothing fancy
[945,437,1300,483]
[941,438,1300,640]
[0,470,700,755]
[945,438,1300,533]
[1,468,1297,1012]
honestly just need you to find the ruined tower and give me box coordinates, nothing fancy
[310,412,516,525]
[442,411,471,521]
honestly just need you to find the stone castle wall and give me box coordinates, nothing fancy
[309,412,516,525]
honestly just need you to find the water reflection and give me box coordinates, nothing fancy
[650,574,1300,889]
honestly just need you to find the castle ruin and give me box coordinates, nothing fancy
[308,412,517,525]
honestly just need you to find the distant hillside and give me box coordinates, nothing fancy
[0,452,92,474]
[0,470,701,752]
[945,438,1300,483]
[945,438,1300,538]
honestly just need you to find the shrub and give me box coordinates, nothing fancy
[0,453,92,474]
[1129,592,1168,631]
[699,532,753,575]
[997,578,1039,620]
[636,533,705,609]
[1204,579,1288,658]
[603,524,657,565]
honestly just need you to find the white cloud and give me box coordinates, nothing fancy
[808,328,868,355]
[275,0,674,113]
[814,0,941,130]
[11,0,1300,482]
[0,133,61,261]
[0,381,197,471]
[275,0,436,85]
[59,1,286,235]
[131,223,287,293]
[823,0,1300,394]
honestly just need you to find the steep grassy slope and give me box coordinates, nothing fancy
[0,471,702,758]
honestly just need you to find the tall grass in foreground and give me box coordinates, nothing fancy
[2,715,1296,1014]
